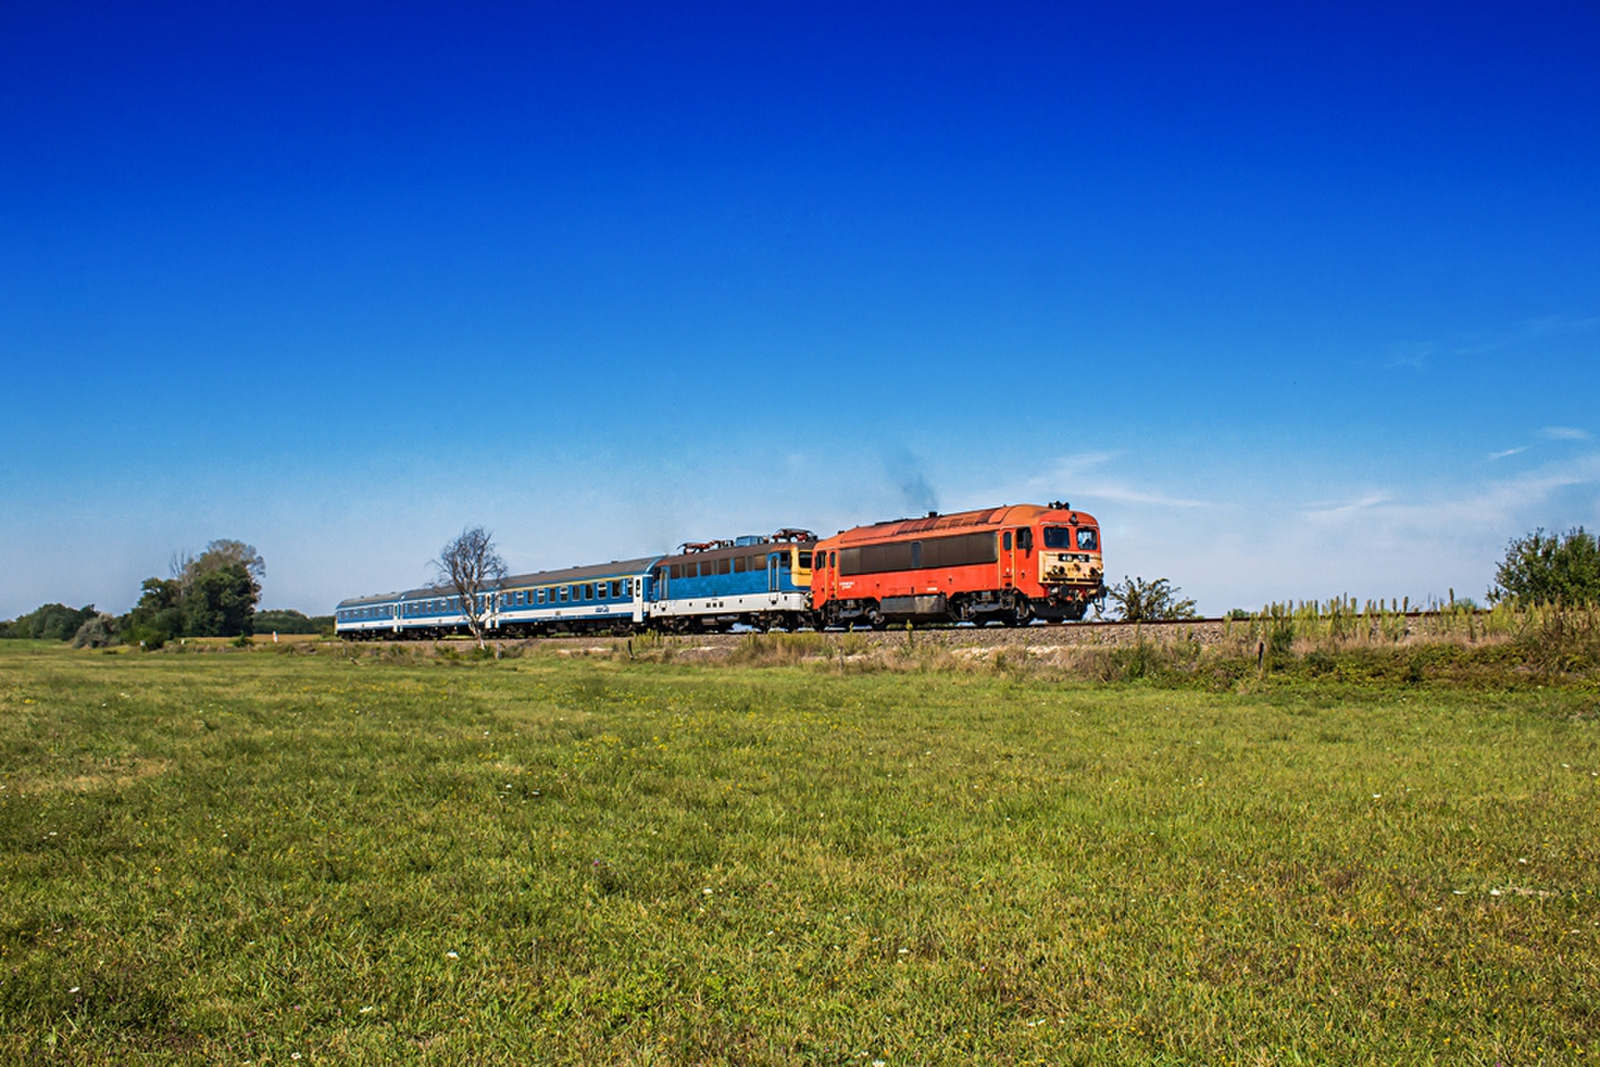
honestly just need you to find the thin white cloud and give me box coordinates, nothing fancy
[1488,445,1530,461]
[1083,484,1213,509]
[1384,341,1433,370]
[1523,315,1600,337]
[1542,426,1592,441]
[1442,314,1596,357]
[1004,453,1212,510]
[1046,451,1119,477]
[1301,493,1390,517]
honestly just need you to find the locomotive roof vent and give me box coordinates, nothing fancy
[927,510,938,518]
[1048,500,1070,510]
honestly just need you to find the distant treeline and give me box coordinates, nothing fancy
[0,539,332,648]
[0,603,101,642]
[253,609,335,635]
[0,603,334,645]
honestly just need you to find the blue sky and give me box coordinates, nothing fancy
[3,1,1598,617]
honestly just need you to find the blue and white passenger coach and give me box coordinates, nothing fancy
[491,556,660,635]
[335,556,662,639]
[335,531,819,638]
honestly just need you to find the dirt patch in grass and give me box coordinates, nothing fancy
[4,756,173,797]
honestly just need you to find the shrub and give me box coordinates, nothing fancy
[1491,527,1600,605]
[71,614,119,649]
[1107,577,1199,621]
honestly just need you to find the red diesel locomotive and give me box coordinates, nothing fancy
[810,502,1104,628]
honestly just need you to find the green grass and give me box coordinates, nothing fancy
[2,643,1597,1064]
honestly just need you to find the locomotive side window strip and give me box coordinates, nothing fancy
[839,531,999,576]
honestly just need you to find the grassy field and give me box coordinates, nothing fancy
[1,641,1597,1064]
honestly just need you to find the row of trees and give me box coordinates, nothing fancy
[1,540,280,648]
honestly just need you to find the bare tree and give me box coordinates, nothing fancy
[433,526,507,649]
[172,539,267,593]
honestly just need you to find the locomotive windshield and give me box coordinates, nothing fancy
[1044,526,1098,551]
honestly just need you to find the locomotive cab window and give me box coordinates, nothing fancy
[798,551,813,569]
[1077,528,1099,551]
[1043,527,1075,550]
[1002,532,1013,551]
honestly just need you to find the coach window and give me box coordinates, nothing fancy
[584,583,594,600]
[559,587,569,602]
[733,555,746,573]
[717,558,731,575]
